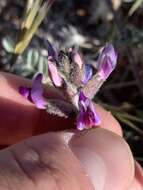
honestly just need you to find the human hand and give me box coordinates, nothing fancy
[0,72,142,190]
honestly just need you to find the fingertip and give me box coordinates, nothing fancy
[0,72,32,105]
[0,72,123,146]
[0,72,75,145]
[129,161,143,190]
[135,161,143,183]
[69,128,134,190]
[95,104,123,136]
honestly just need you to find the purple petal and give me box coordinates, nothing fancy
[98,55,113,80]
[19,86,32,102]
[82,64,93,84]
[31,73,47,109]
[47,40,59,61]
[79,91,87,102]
[77,92,101,130]
[88,101,101,126]
[102,43,117,67]
[19,86,31,99]
[97,43,117,80]
[77,115,85,130]
[48,62,63,87]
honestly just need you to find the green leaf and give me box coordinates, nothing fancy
[42,58,48,79]
[26,0,35,14]
[135,157,143,162]
[32,49,40,66]
[14,0,54,54]
[2,38,14,53]
[115,113,143,134]
[128,0,143,16]
[22,0,43,29]
[38,56,45,72]
[26,48,39,69]
[136,109,143,118]
[119,112,143,124]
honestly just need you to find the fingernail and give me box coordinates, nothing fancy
[69,128,134,190]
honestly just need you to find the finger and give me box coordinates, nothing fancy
[0,72,74,145]
[70,128,134,189]
[129,161,143,190]
[0,72,122,145]
[0,128,133,190]
[95,104,122,136]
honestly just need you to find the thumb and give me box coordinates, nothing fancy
[0,128,134,190]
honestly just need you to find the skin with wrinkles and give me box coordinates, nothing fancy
[0,72,142,190]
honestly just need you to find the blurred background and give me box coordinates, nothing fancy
[0,0,143,165]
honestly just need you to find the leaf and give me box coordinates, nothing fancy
[23,0,35,24]
[14,0,54,54]
[121,112,143,124]
[115,113,143,134]
[2,38,14,53]
[26,48,39,69]
[32,49,40,66]
[37,55,49,81]
[136,109,143,118]
[26,49,34,69]
[26,0,35,13]
[135,157,143,162]
[128,0,143,16]
[22,0,43,30]
[38,56,45,72]
[42,58,48,78]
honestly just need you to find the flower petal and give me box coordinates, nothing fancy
[79,91,87,102]
[19,86,31,99]
[46,40,59,61]
[19,86,32,102]
[88,101,101,126]
[102,43,117,67]
[48,62,63,87]
[97,43,117,80]
[98,56,113,80]
[77,117,85,130]
[77,92,101,130]
[31,73,46,109]
[82,64,93,84]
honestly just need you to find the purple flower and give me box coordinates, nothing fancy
[77,92,101,130]
[48,61,63,87]
[19,73,46,109]
[97,43,117,80]
[82,64,93,84]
